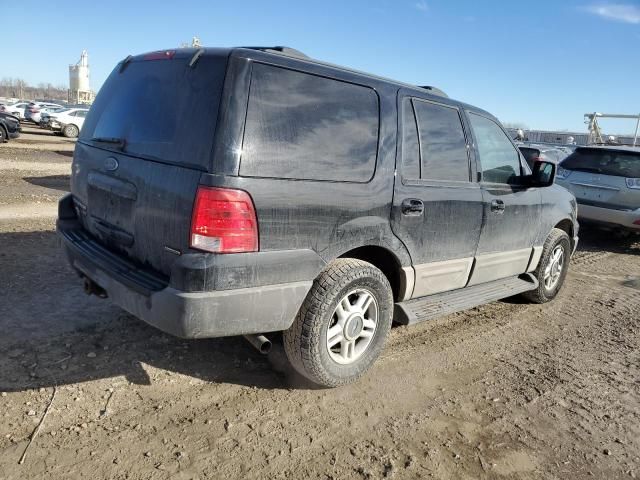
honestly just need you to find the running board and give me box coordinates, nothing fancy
[394,274,538,326]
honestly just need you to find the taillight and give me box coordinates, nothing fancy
[190,187,258,254]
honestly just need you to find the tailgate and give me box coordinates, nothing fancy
[567,171,628,208]
[70,48,229,275]
[71,142,202,275]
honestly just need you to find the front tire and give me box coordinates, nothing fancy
[284,259,393,387]
[522,228,571,303]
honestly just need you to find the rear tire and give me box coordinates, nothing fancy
[0,126,6,143]
[284,259,393,387]
[62,124,79,138]
[522,228,571,303]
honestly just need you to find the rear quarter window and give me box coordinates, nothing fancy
[240,63,379,182]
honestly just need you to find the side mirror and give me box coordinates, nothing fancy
[529,160,556,187]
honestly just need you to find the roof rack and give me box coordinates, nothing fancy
[243,46,309,60]
[418,85,448,98]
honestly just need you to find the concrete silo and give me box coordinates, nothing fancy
[68,50,94,104]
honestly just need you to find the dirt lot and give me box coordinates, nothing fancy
[0,125,639,479]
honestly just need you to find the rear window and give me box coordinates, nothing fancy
[240,63,379,182]
[80,53,228,170]
[561,148,640,178]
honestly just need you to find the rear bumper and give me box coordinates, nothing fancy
[57,194,320,338]
[69,252,312,338]
[578,203,640,231]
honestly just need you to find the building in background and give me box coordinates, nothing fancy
[68,50,95,105]
[506,128,638,147]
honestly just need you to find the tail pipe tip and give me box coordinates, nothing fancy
[83,277,107,298]
[243,334,272,355]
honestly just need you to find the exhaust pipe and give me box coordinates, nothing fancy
[83,277,107,298]
[243,334,272,354]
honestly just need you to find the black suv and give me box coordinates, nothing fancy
[57,47,578,387]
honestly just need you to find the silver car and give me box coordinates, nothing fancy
[556,146,640,232]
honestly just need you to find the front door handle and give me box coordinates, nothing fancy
[491,199,506,213]
[401,198,424,216]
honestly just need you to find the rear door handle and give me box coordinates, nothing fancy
[401,198,424,216]
[490,199,505,213]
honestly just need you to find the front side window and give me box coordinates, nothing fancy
[469,113,523,184]
[412,100,469,182]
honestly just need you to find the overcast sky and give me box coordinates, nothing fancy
[4,0,640,132]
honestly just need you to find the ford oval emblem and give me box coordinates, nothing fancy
[104,157,119,171]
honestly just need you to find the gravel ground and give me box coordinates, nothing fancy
[0,129,638,479]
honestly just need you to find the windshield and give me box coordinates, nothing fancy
[561,148,640,178]
[79,52,228,170]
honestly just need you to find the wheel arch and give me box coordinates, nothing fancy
[338,245,407,302]
[553,218,575,250]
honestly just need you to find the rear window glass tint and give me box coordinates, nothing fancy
[561,149,640,177]
[240,63,379,182]
[80,54,228,170]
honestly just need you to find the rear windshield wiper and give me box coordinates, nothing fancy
[90,137,126,151]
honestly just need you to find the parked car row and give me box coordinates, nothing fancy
[0,99,89,139]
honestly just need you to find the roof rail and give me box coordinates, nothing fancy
[242,46,309,60]
[418,85,448,98]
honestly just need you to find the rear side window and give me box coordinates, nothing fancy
[412,99,469,182]
[469,113,523,184]
[240,63,379,182]
[561,148,640,177]
[80,54,228,170]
